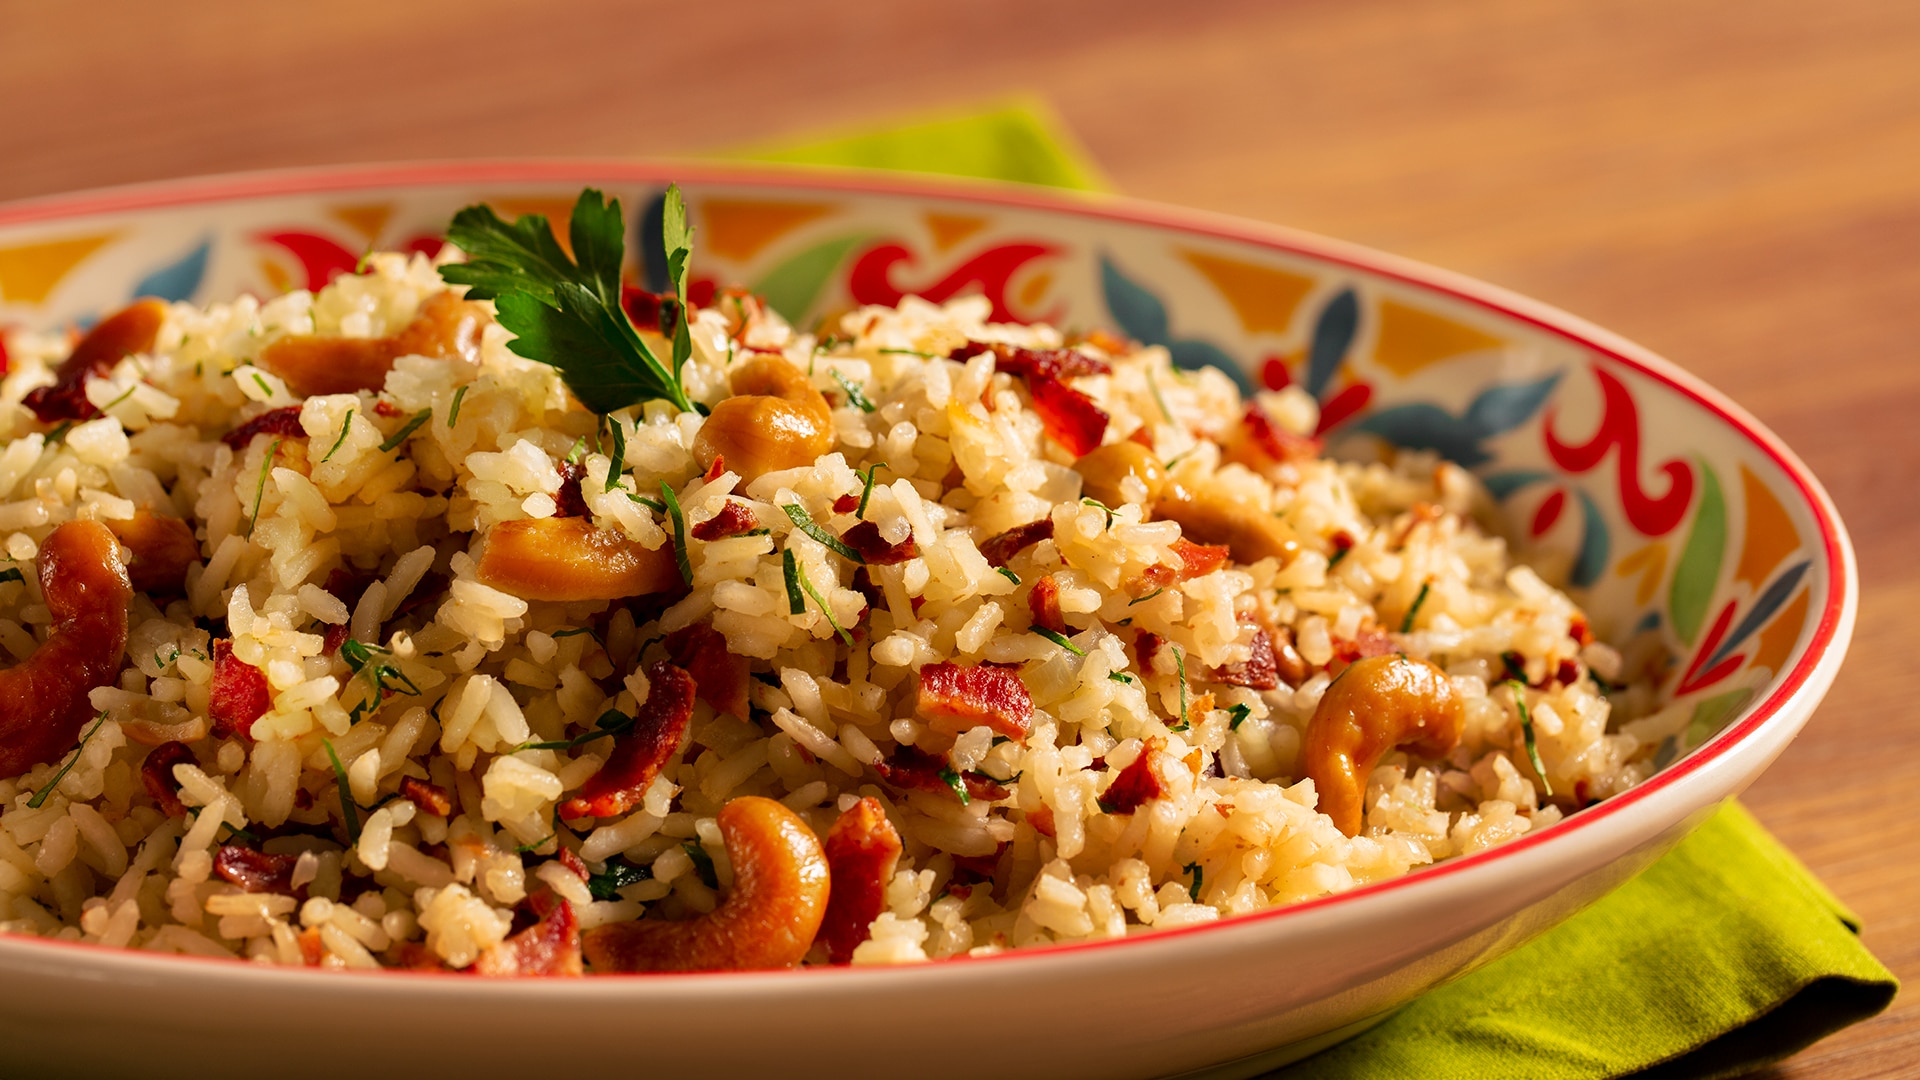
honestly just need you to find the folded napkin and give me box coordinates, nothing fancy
[731,102,1897,1079]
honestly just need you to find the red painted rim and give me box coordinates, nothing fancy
[0,160,1853,987]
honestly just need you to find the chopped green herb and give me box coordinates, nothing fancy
[788,551,854,647]
[1170,646,1189,731]
[1081,497,1115,529]
[251,372,274,398]
[440,187,694,413]
[1128,587,1165,607]
[44,421,73,445]
[550,626,602,647]
[245,438,281,538]
[586,857,650,901]
[995,566,1021,585]
[1163,449,1193,470]
[564,436,588,465]
[28,712,108,809]
[516,709,634,752]
[1184,861,1204,902]
[1227,703,1252,730]
[877,347,936,358]
[742,527,771,537]
[829,368,876,413]
[0,567,22,586]
[938,766,972,806]
[1505,680,1553,798]
[514,835,555,854]
[1400,581,1431,634]
[659,481,693,585]
[1326,545,1351,571]
[323,739,361,842]
[101,384,138,411]
[320,409,354,463]
[781,548,807,615]
[1145,366,1174,422]
[629,493,665,512]
[339,638,422,702]
[186,805,258,845]
[856,463,890,519]
[683,841,719,890]
[446,385,468,428]
[1031,626,1086,656]
[603,418,627,492]
[378,408,432,453]
[1108,671,1137,685]
[782,503,863,562]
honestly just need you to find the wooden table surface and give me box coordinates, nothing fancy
[3,0,1913,1073]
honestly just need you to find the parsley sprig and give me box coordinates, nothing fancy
[441,186,695,414]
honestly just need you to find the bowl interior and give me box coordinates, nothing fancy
[0,162,1840,804]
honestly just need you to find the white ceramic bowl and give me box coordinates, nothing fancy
[0,163,1854,1079]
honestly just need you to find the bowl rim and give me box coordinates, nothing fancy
[0,159,1857,988]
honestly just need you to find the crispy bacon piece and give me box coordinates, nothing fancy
[258,291,486,397]
[819,797,903,965]
[298,928,325,966]
[1230,402,1322,467]
[1554,658,1581,686]
[954,342,1111,381]
[1212,628,1281,691]
[979,518,1053,567]
[1569,615,1594,648]
[559,661,696,820]
[553,461,589,518]
[874,745,1009,803]
[1132,537,1234,596]
[557,847,590,883]
[400,776,453,817]
[1330,624,1396,674]
[1135,630,1165,673]
[840,520,917,565]
[691,501,759,541]
[24,300,167,423]
[620,285,680,337]
[107,510,199,594]
[1027,804,1057,838]
[1098,744,1166,814]
[950,848,1004,886]
[213,845,299,895]
[475,897,583,977]
[665,623,750,720]
[1027,576,1065,634]
[220,405,306,450]
[390,941,445,970]
[208,639,270,740]
[322,623,351,655]
[140,741,195,818]
[831,494,860,515]
[914,661,1033,739]
[1027,376,1109,458]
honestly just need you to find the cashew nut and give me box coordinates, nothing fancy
[582,796,830,972]
[1151,480,1299,566]
[1074,441,1166,508]
[260,291,487,397]
[107,509,199,594]
[0,520,133,777]
[476,516,679,602]
[693,356,834,483]
[1302,654,1464,837]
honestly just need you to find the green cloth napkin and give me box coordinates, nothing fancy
[730,103,1897,1079]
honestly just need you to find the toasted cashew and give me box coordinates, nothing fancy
[107,509,199,594]
[0,520,133,777]
[476,517,680,602]
[1151,480,1298,565]
[582,796,830,972]
[259,291,487,397]
[693,356,834,482]
[1302,654,1464,837]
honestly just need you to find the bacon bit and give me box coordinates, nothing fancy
[1135,630,1165,674]
[298,927,325,966]
[294,788,314,812]
[1213,628,1281,691]
[849,566,885,614]
[664,623,750,720]
[950,847,1006,886]
[1130,537,1233,596]
[979,518,1053,568]
[1127,425,1155,450]
[208,639,270,740]
[322,623,351,655]
[1235,401,1322,465]
[1330,624,1396,674]
[620,285,678,337]
[1027,376,1109,457]
[371,399,403,418]
[1392,501,1447,547]
[820,798,903,965]
[23,299,167,423]
[914,662,1034,739]
[559,661,695,820]
[1028,576,1065,634]
[139,741,195,818]
[1027,804,1056,838]
[1098,743,1165,814]
[874,745,1010,803]
[553,461,590,518]
[831,494,860,515]
[840,520,918,565]
[955,342,1112,381]
[390,941,446,971]
[107,510,199,594]
[557,847,590,883]
[393,570,449,621]
[213,845,299,895]
[1569,615,1594,648]
[1573,778,1591,809]
[1554,658,1581,686]
[1330,530,1356,557]
[475,897,583,977]
[692,500,759,542]
[400,776,453,817]
[220,405,306,450]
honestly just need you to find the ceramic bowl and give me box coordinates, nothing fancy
[0,162,1854,1079]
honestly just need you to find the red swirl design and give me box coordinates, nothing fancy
[1544,365,1694,536]
[848,241,1058,324]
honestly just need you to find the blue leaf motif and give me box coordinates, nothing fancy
[1705,560,1810,669]
[1481,470,1551,499]
[1100,256,1169,345]
[1571,490,1611,588]
[1463,373,1561,436]
[134,239,210,303]
[1167,340,1251,394]
[1305,287,1358,399]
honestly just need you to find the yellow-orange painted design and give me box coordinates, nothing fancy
[1749,588,1809,676]
[259,256,292,295]
[330,204,395,246]
[1735,464,1798,590]
[1616,541,1667,606]
[491,197,581,256]
[1017,270,1055,309]
[0,233,116,305]
[924,212,988,253]
[700,199,834,263]
[1372,299,1504,378]
[1178,249,1314,335]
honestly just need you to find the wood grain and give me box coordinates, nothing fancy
[2,0,1913,1073]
